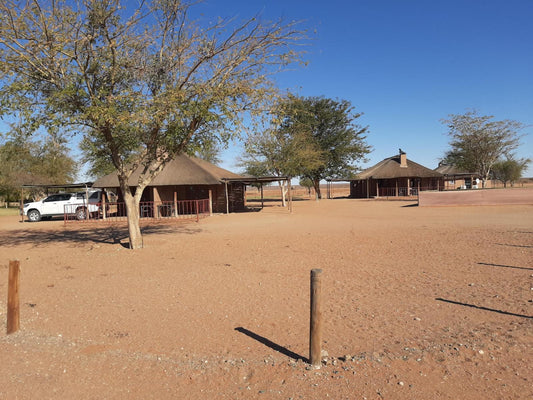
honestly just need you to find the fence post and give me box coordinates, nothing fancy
[102,191,107,220]
[7,260,20,334]
[208,190,213,216]
[195,200,199,222]
[309,268,323,367]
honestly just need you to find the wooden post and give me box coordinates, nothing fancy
[225,181,230,214]
[20,188,24,223]
[287,179,292,213]
[260,184,264,209]
[208,190,213,216]
[174,192,178,217]
[7,260,20,334]
[309,268,323,367]
[195,200,199,222]
[101,190,107,220]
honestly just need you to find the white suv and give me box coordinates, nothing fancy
[23,190,106,222]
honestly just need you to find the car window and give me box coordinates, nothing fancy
[89,191,100,200]
[76,193,85,199]
[43,194,61,202]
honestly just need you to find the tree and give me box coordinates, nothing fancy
[0,136,77,201]
[299,176,314,197]
[442,110,525,188]
[194,139,222,165]
[277,96,370,199]
[0,0,306,248]
[491,157,530,188]
[240,125,323,206]
[0,139,35,202]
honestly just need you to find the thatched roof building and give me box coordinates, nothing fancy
[94,155,245,187]
[435,162,480,190]
[350,150,443,198]
[93,155,248,213]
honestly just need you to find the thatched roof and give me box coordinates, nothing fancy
[93,154,245,188]
[435,163,477,177]
[355,154,442,180]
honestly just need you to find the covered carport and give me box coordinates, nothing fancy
[221,176,293,213]
[19,182,94,222]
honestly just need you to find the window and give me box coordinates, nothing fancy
[44,195,61,202]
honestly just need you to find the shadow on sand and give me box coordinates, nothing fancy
[435,298,532,319]
[477,262,533,271]
[0,222,202,248]
[234,327,307,362]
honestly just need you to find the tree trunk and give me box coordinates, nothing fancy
[278,181,287,207]
[120,180,144,249]
[313,179,321,200]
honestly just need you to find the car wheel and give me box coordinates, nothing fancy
[27,209,41,222]
[76,207,88,220]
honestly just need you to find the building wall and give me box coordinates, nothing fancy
[350,177,443,198]
[152,183,245,214]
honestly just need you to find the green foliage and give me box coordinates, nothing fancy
[240,95,370,199]
[194,140,222,166]
[299,177,314,188]
[299,176,314,195]
[0,134,77,201]
[276,96,370,198]
[442,110,525,187]
[240,127,323,179]
[491,157,530,188]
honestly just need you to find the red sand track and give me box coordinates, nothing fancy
[1,199,532,399]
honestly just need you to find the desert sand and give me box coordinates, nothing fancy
[1,198,532,399]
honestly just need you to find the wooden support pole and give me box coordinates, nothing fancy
[20,188,24,223]
[208,190,213,216]
[174,192,178,217]
[195,200,199,222]
[309,268,323,367]
[101,190,107,220]
[288,179,292,213]
[7,260,20,334]
[225,181,230,214]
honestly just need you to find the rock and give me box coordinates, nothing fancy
[341,354,351,362]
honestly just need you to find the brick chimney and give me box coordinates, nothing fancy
[399,149,407,168]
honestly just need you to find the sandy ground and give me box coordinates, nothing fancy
[1,198,532,399]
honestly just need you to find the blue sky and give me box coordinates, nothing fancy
[2,0,531,179]
[201,0,533,177]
